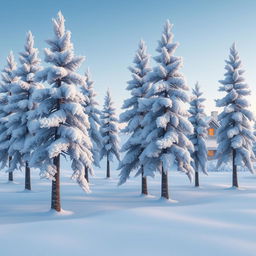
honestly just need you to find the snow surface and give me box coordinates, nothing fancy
[1,159,256,256]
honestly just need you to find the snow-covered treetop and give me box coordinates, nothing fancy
[29,12,93,191]
[100,90,120,162]
[189,83,207,120]
[2,52,17,77]
[120,39,151,132]
[1,52,19,114]
[36,11,85,86]
[0,52,18,93]
[188,82,208,174]
[9,31,43,113]
[216,43,255,172]
[82,69,101,122]
[16,31,42,86]
[146,20,187,90]
[126,39,151,90]
[217,43,251,101]
[191,83,203,100]
[138,20,194,180]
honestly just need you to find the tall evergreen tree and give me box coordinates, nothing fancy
[6,31,42,190]
[81,70,102,182]
[0,52,19,182]
[118,40,151,195]
[29,12,93,211]
[188,82,208,187]
[100,90,120,178]
[216,43,255,187]
[138,21,194,199]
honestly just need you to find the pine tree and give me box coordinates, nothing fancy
[0,52,19,182]
[100,90,120,178]
[216,43,255,187]
[118,40,151,195]
[81,70,102,182]
[6,31,42,190]
[188,82,208,187]
[29,12,93,211]
[138,21,194,199]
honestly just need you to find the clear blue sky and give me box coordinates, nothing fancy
[1,0,256,114]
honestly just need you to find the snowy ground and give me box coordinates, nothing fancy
[1,162,256,256]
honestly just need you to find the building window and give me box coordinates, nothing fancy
[208,128,215,136]
[208,150,216,157]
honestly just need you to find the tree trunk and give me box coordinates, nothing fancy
[195,171,199,187]
[106,154,110,178]
[141,165,148,195]
[8,172,13,182]
[8,156,13,182]
[84,166,89,183]
[25,161,31,190]
[51,80,61,212]
[232,149,238,187]
[195,160,199,187]
[51,155,61,211]
[161,164,169,199]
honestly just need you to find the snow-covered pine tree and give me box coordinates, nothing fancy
[5,31,42,190]
[118,40,151,195]
[138,20,194,199]
[100,90,120,178]
[0,52,19,182]
[216,43,255,187]
[29,12,93,211]
[81,70,102,182]
[188,82,208,187]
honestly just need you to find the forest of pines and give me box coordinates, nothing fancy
[0,11,255,212]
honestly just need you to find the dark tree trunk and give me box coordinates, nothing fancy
[106,154,110,178]
[195,171,199,187]
[8,156,13,182]
[51,155,61,212]
[161,165,169,199]
[84,166,89,183]
[51,80,61,212]
[8,172,13,182]
[195,160,199,187]
[25,161,31,190]
[141,165,148,195]
[232,149,238,188]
